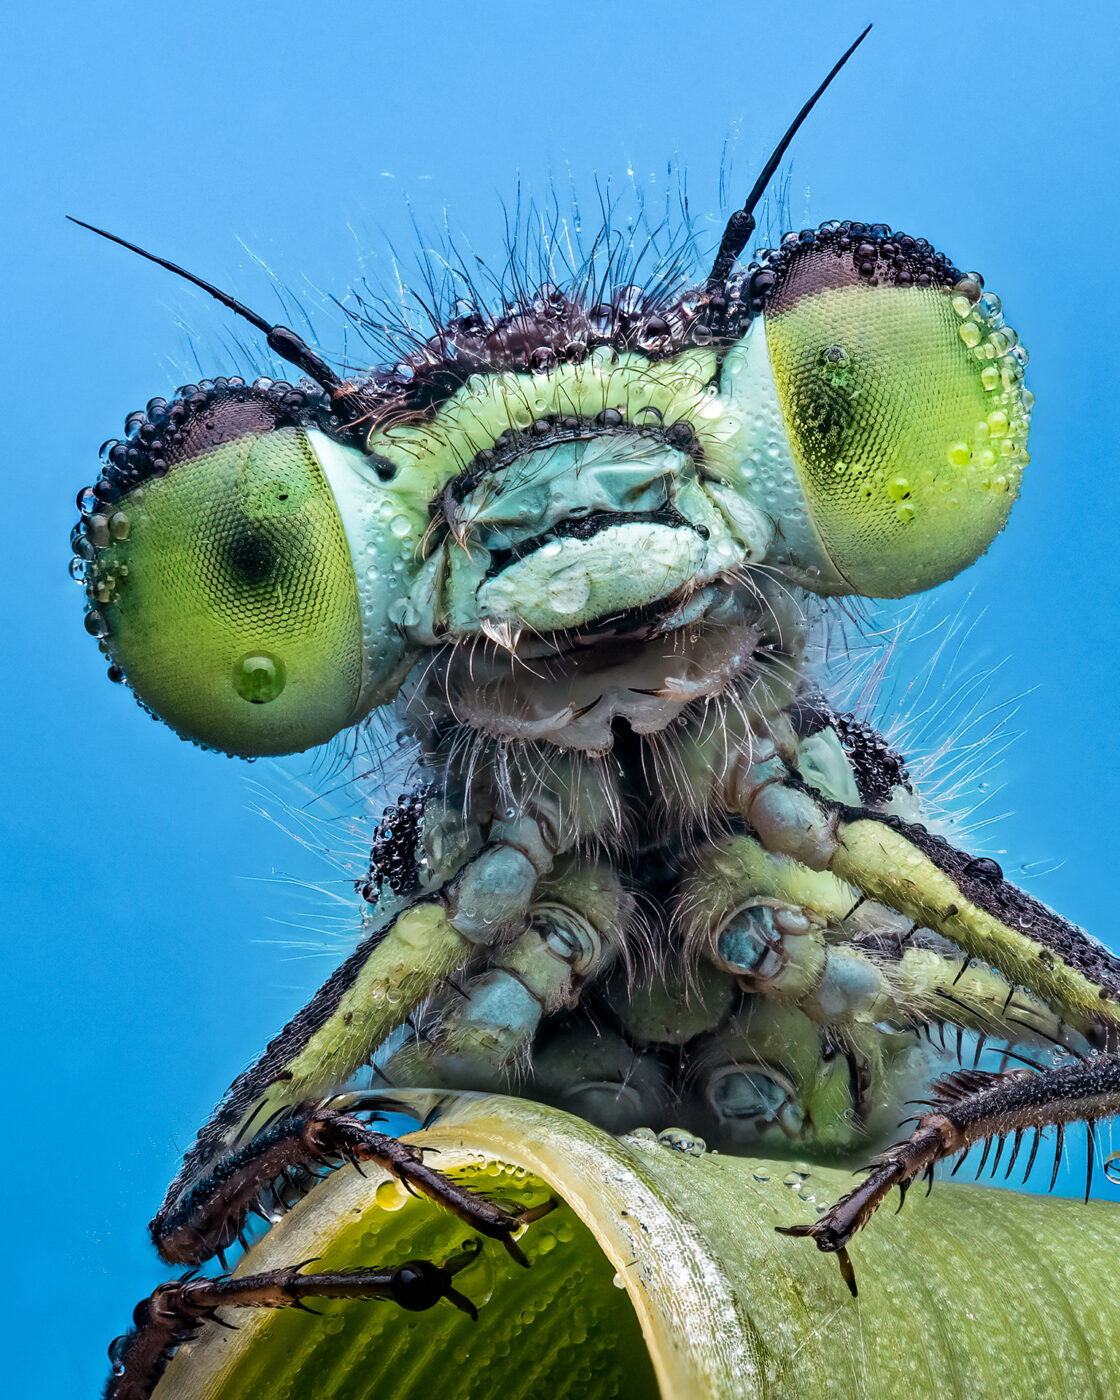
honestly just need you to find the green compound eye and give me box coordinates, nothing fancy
[761,230,1031,597]
[83,398,364,756]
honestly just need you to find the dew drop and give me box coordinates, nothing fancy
[84,608,108,638]
[953,275,983,305]
[979,292,1002,319]
[375,1179,408,1211]
[959,322,982,348]
[233,653,286,704]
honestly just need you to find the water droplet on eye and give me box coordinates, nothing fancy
[109,512,130,541]
[896,503,916,523]
[752,1169,771,1183]
[612,1272,627,1289]
[953,275,983,306]
[948,442,972,467]
[987,410,1009,438]
[390,515,412,539]
[84,608,108,638]
[979,292,1002,319]
[886,476,911,501]
[959,322,982,348]
[233,653,286,704]
[980,365,1001,392]
[69,557,87,581]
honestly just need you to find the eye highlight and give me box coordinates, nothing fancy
[75,382,365,756]
[757,223,1031,597]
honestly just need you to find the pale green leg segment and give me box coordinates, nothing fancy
[714,759,1120,1036]
[182,809,601,1196]
[385,858,629,1091]
[682,833,1078,1047]
[679,828,1088,1161]
[830,819,1120,1033]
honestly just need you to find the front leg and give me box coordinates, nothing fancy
[154,1102,546,1268]
[161,803,588,1238]
[711,726,1120,1038]
[779,1054,1120,1292]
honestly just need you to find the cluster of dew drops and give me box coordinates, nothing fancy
[945,271,1032,496]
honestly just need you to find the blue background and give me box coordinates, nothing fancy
[6,3,1119,1392]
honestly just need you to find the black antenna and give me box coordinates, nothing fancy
[705,24,872,296]
[67,216,345,394]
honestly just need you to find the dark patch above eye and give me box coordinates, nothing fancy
[744,221,964,318]
[89,378,336,504]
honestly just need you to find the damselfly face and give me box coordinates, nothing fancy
[73,223,1030,756]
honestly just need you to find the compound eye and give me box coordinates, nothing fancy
[77,382,364,756]
[761,226,1031,597]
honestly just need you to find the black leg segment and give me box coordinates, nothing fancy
[105,1244,482,1400]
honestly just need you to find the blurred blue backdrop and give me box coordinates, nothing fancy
[5,2,1119,1392]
